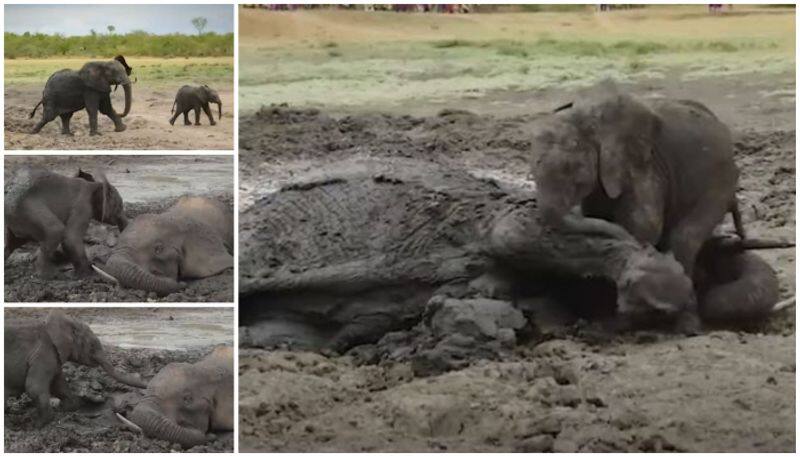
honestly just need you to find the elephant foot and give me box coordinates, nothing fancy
[114,124,127,133]
[210,121,217,126]
[673,311,702,336]
[90,131,101,136]
[61,131,74,136]
[33,409,55,428]
[73,265,93,279]
[169,118,176,126]
[36,260,57,280]
[194,123,201,126]
[184,122,191,126]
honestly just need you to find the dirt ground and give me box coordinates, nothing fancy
[238,70,795,452]
[4,307,234,453]
[4,85,234,150]
[4,155,234,303]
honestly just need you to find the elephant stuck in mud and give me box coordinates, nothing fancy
[169,85,222,126]
[5,166,127,279]
[116,346,233,449]
[30,55,133,136]
[4,310,147,427]
[93,196,233,296]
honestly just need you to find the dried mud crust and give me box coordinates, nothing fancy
[4,86,234,150]
[4,194,234,303]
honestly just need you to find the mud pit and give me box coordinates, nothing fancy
[4,85,234,150]
[4,156,234,303]
[4,308,234,453]
[239,74,795,452]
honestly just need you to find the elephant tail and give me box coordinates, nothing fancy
[171,99,177,114]
[697,250,781,322]
[29,100,43,119]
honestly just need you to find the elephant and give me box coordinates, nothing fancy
[532,83,740,278]
[30,55,133,136]
[4,310,147,427]
[93,196,233,296]
[5,166,128,279]
[169,85,222,126]
[118,346,233,448]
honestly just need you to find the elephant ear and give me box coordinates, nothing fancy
[45,310,76,363]
[180,231,233,279]
[79,63,112,93]
[76,168,96,182]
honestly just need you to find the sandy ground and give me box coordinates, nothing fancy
[4,307,234,453]
[4,156,234,302]
[238,71,795,452]
[4,85,234,150]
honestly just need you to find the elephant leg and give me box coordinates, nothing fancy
[63,216,91,277]
[5,228,29,261]
[99,94,126,132]
[194,107,201,126]
[183,110,191,125]
[202,103,216,125]
[32,105,57,134]
[50,371,80,412]
[27,203,66,279]
[26,365,55,427]
[57,113,74,135]
[84,91,102,135]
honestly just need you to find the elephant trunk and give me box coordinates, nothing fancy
[217,102,222,120]
[98,357,147,389]
[120,83,132,118]
[101,253,182,296]
[129,402,208,449]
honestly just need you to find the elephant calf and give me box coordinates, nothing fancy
[30,55,133,136]
[169,85,222,126]
[119,346,233,448]
[94,196,233,295]
[5,166,128,279]
[5,310,147,427]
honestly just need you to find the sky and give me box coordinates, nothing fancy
[4,4,234,36]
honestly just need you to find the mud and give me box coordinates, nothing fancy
[4,156,234,303]
[238,74,795,452]
[4,308,234,453]
[4,85,234,150]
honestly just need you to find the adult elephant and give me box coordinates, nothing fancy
[5,310,147,427]
[30,55,133,136]
[118,346,233,448]
[93,196,233,296]
[533,83,741,279]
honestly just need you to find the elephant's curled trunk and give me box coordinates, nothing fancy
[100,253,182,296]
[129,402,208,449]
[120,83,132,118]
[99,357,147,389]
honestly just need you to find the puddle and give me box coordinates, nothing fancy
[93,309,234,350]
[110,157,233,204]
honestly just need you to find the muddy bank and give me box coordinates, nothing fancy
[4,308,234,453]
[4,156,234,303]
[4,85,234,150]
[238,75,795,452]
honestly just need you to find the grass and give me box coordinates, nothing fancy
[5,32,234,59]
[238,6,795,113]
[5,57,233,87]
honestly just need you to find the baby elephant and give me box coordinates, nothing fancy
[5,166,128,279]
[119,346,233,448]
[169,85,222,126]
[93,196,233,296]
[5,310,147,427]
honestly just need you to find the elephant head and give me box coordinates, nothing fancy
[94,198,233,296]
[532,85,661,227]
[127,346,232,448]
[201,85,222,119]
[78,56,133,117]
[44,310,147,388]
[76,169,128,231]
[616,249,694,319]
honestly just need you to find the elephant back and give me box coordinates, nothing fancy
[4,166,52,216]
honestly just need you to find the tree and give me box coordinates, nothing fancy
[107,25,115,35]
[90,29,97,36]
[191,16,208,35]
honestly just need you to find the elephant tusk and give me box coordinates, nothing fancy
[772,295,795,312]
[92,264,119,284]
[116,412,143,434]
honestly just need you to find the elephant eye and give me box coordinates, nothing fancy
[154,245,163,255]
[183,393,193,405]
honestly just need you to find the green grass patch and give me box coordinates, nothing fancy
[5,32,234,59]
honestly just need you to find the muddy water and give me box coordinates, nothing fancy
[112,158,233,204]
[93,309,234,350]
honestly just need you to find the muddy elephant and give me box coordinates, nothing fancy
[533,83,740,278]
[5,166,128,279]
[30,55,133,136]
[169,85,222,126]
[93,196,233,296]
[119,346,233,448]
[4,310,147,427]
